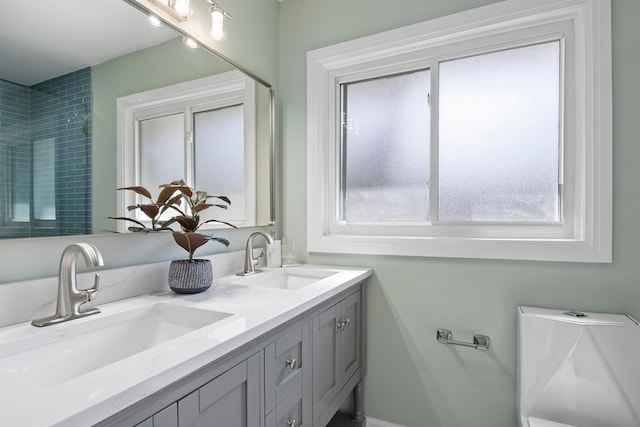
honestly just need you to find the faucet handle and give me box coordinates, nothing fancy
[253,250,265,266]
[85,273,101,302]
[78,273,101,315]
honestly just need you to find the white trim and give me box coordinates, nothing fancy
[366,417,407,427]
[116,70,257,231]
[307,0,612,262]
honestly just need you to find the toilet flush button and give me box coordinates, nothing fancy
[563,311,587,318]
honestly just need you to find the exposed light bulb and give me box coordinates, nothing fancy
[148,15,162,27]
[169,0,191,18]
[183,37,198,49]
[210,6,225,40]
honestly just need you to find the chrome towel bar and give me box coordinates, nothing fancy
[436,328,490,351]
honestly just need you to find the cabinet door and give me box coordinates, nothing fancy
[339,291,361,385]
[178,353,260,427]
[135,403,178,427]
[311,303,340,421]
[311,290,363,424]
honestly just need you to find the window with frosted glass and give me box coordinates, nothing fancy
[138,113,185,221]
[339,69,431,221]
[438,41,561,222]
[338,41,561,225]
[139,113,185,191]
[194,104,245,222]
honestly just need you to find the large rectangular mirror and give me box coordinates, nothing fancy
[0,0,274,240]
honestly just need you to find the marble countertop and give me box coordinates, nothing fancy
[0,264,372,427]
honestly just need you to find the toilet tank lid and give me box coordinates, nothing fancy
[519,306,638,326]
[528,417,576,427]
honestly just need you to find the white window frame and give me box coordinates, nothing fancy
[307,0,612,262]
[117,70,256,231]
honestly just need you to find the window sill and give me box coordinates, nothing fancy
[308,234,611,263]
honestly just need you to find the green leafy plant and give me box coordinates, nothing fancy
[110,179,237,261]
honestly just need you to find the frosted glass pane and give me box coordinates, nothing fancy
[11,142,31,221]
[341,69,430,221]
[139,113,185,191]
[194,105,245,222]
[438,41,561,222]
[33,138,56,220]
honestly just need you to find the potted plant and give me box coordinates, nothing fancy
[110,179,237,294]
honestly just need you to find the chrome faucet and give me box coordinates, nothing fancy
[237,231,274,276]
[32,243,104,327]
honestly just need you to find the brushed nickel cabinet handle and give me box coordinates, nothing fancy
[286,358,297,369]
[337,318,351,331]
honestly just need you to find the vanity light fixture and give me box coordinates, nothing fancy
[169,0,191,18]
[207,1,232,41]
[148,0,190,22]
[182,37,199,49]
[148,15,163,27]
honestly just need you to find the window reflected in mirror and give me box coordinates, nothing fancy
[118,70,260,230]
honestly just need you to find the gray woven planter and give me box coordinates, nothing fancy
[168,259,213,294]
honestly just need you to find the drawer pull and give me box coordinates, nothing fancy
[287,419,297,427]
[285,358,297,369]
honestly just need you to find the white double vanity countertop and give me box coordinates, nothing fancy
[0,262,371,427]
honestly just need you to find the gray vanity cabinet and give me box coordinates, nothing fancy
[177,352,261,427]
[311,290,362,425]
[107,281,366,427]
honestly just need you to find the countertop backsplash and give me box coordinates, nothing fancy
[0,250,254,328]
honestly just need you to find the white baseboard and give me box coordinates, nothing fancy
[366,417,406,427]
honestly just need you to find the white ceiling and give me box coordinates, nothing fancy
[0,0,177,86]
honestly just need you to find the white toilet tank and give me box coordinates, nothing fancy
[517,306,640,427]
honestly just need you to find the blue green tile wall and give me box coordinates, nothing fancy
[0,79,31,238]
[0,68,91,238]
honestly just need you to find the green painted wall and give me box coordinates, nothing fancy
[0,0,278,284]
[277,0,640,426]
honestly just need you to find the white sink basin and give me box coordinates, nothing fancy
[0,302,232,388]
[232,267,338,290]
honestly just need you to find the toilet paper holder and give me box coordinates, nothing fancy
[436,328,490,351]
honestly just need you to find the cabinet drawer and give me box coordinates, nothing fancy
[264,323,309,412]
[265,385,303,427]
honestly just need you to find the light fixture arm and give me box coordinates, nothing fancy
[207,0,232,20]
[148,0,191,21]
